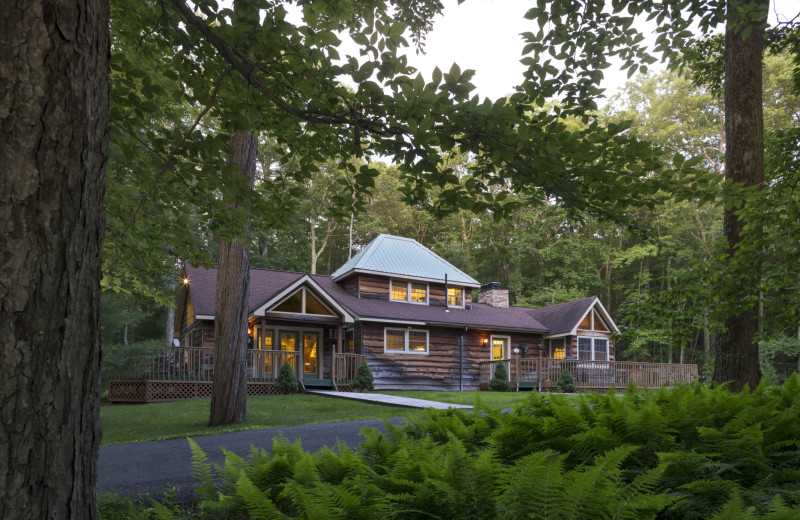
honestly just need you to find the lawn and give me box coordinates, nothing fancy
[100,394,414,445]
[376,390,536,409]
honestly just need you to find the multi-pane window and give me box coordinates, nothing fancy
[491,336,509,360]
[410,283,428,303]
[384,328,429,354]
[578,337,608,361]
[391,280,428,304]
[385,329,406,351]
[390,281,408,302]
[447,287,464,307]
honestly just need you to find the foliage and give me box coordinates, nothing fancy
[275,361,298,395]
[126,379,800,519]
[487,362,511,392]
[350,361,374,392]
[556,369,576,393]
[760,334,800,385]
[101,341,164,388]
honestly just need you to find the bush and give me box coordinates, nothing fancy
[100,341,163,387]
[488,361,511,391]
[350,361,374,392]
[556,368,576,393]
[274,361,298,394]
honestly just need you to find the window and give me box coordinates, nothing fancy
[384,328,429,354]
[273,287,336,316]
[578,337,609,361]
[578,307,611,332]
[391,280,428,304]
[551,338,565,359]
[448,287,464,307]
[491,336,510,360]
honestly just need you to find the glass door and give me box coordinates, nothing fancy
[279,331,299,377]
[491,337,509,360]
[303,332,318,378]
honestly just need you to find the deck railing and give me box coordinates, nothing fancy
[480,358,699,391]
[332,353,367,388]
[126,346,300,382]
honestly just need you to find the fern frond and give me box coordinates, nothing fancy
[187,438,217,502]
[235,474,284,520]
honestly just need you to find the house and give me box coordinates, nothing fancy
[174,234,620,391]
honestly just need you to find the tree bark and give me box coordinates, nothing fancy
[208,131,257,426]
[713,0,766,392]
[0,1,108,518]
[165,298,176,346]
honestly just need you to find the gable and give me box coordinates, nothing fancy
[251,275,354,322]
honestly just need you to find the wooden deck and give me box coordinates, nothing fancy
[107,346,366,402]
[479,358,699,392]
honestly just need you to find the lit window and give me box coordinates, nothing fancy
[578,337,608,361]
[578,314,591,330]
[273,287,335,316]
[384,328,428,354]
[410,283,427,303]
[391,280,428,304]
[391,280,408,301]
[447,287,464,307]
[491,336,509,360]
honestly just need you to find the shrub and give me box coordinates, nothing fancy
[274,361,298,394]
[488,361,511,392]
[556,368,576,393]
[350,361,374,392]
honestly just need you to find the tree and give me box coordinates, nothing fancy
[488,362,511,392]
[557,369,576,393]
[351,361,375,392]
[1,1,108,518]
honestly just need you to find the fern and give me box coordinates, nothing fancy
[235,474,283,520]
[187,438,217,502]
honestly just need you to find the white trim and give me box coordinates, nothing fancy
[252,275,354,323]
[334,268,481,288]
[195,314,215,320]
[270,287,338,317]
[490,335,511,360]
[543,332,572,339]
[360,317,427,326]
[568,297,619,336]
[384,327,429,354]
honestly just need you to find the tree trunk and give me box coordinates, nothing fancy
[165,298,176,346]
[713,0,766,392]
[208,131,257,426]
[0,2,108,518]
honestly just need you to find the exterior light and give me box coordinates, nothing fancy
[182,278,189,285]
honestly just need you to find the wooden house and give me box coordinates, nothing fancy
[176,235,620,390]
[108,234,697,401]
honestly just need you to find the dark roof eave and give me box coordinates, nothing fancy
[357,315,548,334]
[332,268,481,288]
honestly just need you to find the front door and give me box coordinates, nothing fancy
[279,331,299,377]
[491,336,509,361]
[303,332,319,379]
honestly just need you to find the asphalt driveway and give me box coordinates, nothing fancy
[96,417,406,504]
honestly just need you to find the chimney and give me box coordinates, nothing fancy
[479,282,509,309]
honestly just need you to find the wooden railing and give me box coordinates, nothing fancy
[332,353,366,389]
[480,358,699,391]
[129,346,299,382]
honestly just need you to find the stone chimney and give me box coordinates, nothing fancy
[478,282,509,308]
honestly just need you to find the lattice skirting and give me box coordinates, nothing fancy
[108,380,285,403]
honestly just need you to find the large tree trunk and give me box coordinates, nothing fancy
[713,0,766,392]
[0,1,108,518]
[208,130,257,426]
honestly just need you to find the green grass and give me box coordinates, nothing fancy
[375,390,536,409]
[100,394,414,445]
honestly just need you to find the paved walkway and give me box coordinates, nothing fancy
[306,390,473,409]
[97,393,470,502]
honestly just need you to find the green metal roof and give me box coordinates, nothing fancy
[331,234,480,286]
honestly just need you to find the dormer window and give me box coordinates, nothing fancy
[447,287,464,307]
[391,279,428,304]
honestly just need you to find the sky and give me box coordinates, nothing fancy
[388,0,799,103]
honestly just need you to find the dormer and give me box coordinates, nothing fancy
[330,234,480,308]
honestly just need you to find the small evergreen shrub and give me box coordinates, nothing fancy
[350,361,374,392]
[488,361,511,392]
[274,361,298,394]
[556,368,576,393]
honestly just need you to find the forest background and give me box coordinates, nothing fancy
[104,46,800,385]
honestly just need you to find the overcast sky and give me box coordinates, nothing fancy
[391,0,799,102]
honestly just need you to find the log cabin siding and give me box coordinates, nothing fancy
[357,274,390,299]
[359,324,544,390]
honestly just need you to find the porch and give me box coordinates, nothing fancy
[479,358,699,392]
[107,346,366,403]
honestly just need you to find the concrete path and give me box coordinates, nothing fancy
[306,390,473,409]
[97,417,406,504]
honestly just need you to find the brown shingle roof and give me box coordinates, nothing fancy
[527,296,597,335]
[185,266,549,333]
